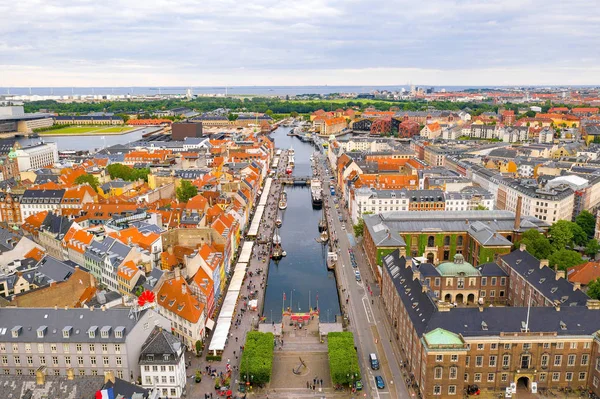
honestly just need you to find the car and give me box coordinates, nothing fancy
[355,270,361,281]
[341,224,346,230]
[354,380,363,391]
[338,216,343,221]
[375,376,385,389]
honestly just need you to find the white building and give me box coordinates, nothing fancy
[20,189,65,220]
[350,187,410,224]
[538,128,555,144]
[502,127,530,143]
[15,142,58,171]
[445,186,494,211]
[140,326,187,399]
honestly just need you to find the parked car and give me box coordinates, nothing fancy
[375,376,385,389]
[354,380,363,391]
[355,270,361,281]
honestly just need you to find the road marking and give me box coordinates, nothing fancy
[362,297,373,324]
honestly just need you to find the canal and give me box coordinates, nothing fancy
[263,127,341,323]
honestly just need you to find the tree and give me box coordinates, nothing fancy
[586,278,600,300]
[240,332,274,384]
[74,174,100,192]
[549,220,575,250]
[474,204,488,210]
[227,112,238,121]
[353,219,365,237]
[571,223,588,247]
[176,180,198,203]
[328,332,361,386]
[576,210,596,238]
[265,109,274,116]
[106,163,149,182]
[195,340,203,355]
[548,249,585,271]
[290,111,299,118]
[114,113,130,124]
[516,229,553,259]
[585,239,600,258]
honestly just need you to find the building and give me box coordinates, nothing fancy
[0,106,53,133]
[171,123,203,141]
[380,249,600,399]
[84,237,136,292]
[0,307,170,381]
[20,189,65,220]
[420,122,442,139]
[363,210,548,280]
[14,142,59,171]
[0,192,22,225]
[139,326,186,398]
[444,186,494,211]
[54,115,123,125]
[155,271,206,352]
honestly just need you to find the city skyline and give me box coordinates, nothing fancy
[2,0,600,87]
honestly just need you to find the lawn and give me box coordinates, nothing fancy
[39,125,135,135]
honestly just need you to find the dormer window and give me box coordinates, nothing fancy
[163,354,170,361]
[11,326,22,338]
[37,326,47,338]
[101,326,111,338]
[115,326,125,339]
[147,354,154,361]
[88,326,98,338]
[63,326,72,338]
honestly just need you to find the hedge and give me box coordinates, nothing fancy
[327,332,360,385]
[240,331,274,384]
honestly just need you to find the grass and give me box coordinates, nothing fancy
[39,125,135,135]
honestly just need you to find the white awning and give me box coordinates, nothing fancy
[230,267,246,292]
[238,241,254,264]
[247,205,265,236]
[205,318,215,330]
[220,293,239,319]
[208,318,232,352]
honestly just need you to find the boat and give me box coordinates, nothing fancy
[318,214,327,232]
[311,180,323,209]
[271,244,283,260]
[320,230,329,243]
[279,192,287,210]
[288,154,295,167]
[275,217,282,228]
[273,229,282,245]
[326,252,338,270]
[285,166,293,175]
[282,251,287,257]
[289,146,295,155]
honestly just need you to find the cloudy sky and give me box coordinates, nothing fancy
[1,0,599,87]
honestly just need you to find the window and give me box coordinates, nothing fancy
[554,355,562,366]
[50,344,57,353]
[568,354,576,366]
[491,277,497,285]
[476,356,483,367]
[450,366,458,379]
[169,366,174,372]
[103,357,109,366]
[465,373,469,382]
[161,365,167,372]
[436,355,443,362]
[489,356,497,367]
[77,356,84,366]
[523,343,531,350]
[76,344,82,353]
[566,372,573,382]
[500,277,506,286]
[161,376,167,384]
[501,373,508,382]
[145,376,152,385]
[170,389,177,397]
[488,373,495,382]
[435,367,443,379]
[102,344,108,353]
[26,356,33,365]
[541,354,549,367]
[52,356,58,366]
[490,290,496,297]
[449,385,457,395]
[170,376,175,384]
[90,357,96,366]
[63,344,70,353]
[434,385,441,396]
[79,369,85,376]
[457,236,463,246]
[37,343,44,353]
[595,376,600,388]
[540,373,547,382]
[451,354,458,362]
[552,372,560,382]
[503,355,510,368]
[474,373,482,382]
[117,370,123,379]
[585,342,591,349]
[481,277,487,286]
[116,357,122,366]
[89,344,95,353]
[477,343,484,350]
[557,342,564,349]
[581,354,589,366]
[65,357,71,366]
[466,356,470,366]
[543,343,550,349]
[504,343,511,350]
[571,342,578,349]
[144,366,149,372]
[580,372,587,381]
[25,344,31,353]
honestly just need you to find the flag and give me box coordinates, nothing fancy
[95,388,115,399]
[283,292,286,301]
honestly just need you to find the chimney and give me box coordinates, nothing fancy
[168,245,174,255]
[478,305,484,312]
[101,305,106,311]
[539,259,549,269]
[90,306,94,311]
[556,269,566,281]
[586,299,600,310]
[104,370,115,384]
[422,284,428,293]
[514,196,522,230]
[181,282,187,294]
[573,282,581,291]
[36,368,46,385]
[519,243,526,252]
[412,270,420,281]
[554,301,561,312]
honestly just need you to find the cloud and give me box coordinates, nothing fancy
[0,0,599,86]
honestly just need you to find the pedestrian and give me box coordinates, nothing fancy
[320,378,323,386]
[307,381,310,389]
[235,336,238,342]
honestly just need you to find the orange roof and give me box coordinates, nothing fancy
[24,247,45,262]
[186,194,208,211]
[108,226,160,251]
[127,119,172,126]
[572,108,599,114]
[124,149,172,162]
[62,185,96,204]
[192,267,214,298]
[80,203,139,220]
[324,117,346,126]
[362,111,395,117]
[22,211,48,235]
[354,174,419,189]
[63,227,94,254]
[117,260,141,282]
[31,181,63,190]
[199,244,222,271]
[59,167,87,186]
[567,262,600,285]
[425,122,441,131]
[157,277,204,323]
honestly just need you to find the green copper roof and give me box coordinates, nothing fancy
[436,254,480,276]
[424,328,463,346]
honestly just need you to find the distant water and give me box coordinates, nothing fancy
[3,85,596,98]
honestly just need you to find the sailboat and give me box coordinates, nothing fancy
[319,230,329,243]
[318,209,327,232]
[275,213,282,228]
[273,228,282,245]
[279,192,288,210]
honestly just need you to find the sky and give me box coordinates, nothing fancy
[1,0,600,87]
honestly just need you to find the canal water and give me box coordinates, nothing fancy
[263,127,341,323]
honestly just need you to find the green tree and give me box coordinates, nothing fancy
[74,173,100,192]
[353,219,365,237]
[586,278,600,300]
[585,239,600,258]
[516,229,554,259]
[265,109,274,116]
[571,223,588,247]
[328,332,361,386]
[195,340,203,355]
[176,180,198,203]
[549,220,575,250]
[576,210,596,238]
[474,204,488,210]
[106,163,149,182]
[114,113,130,124]
[240,332,274,385]
[290,111,299,118]
[227,112,238,121]
[548,249,585,271]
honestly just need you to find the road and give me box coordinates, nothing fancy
[314,150,410,399]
